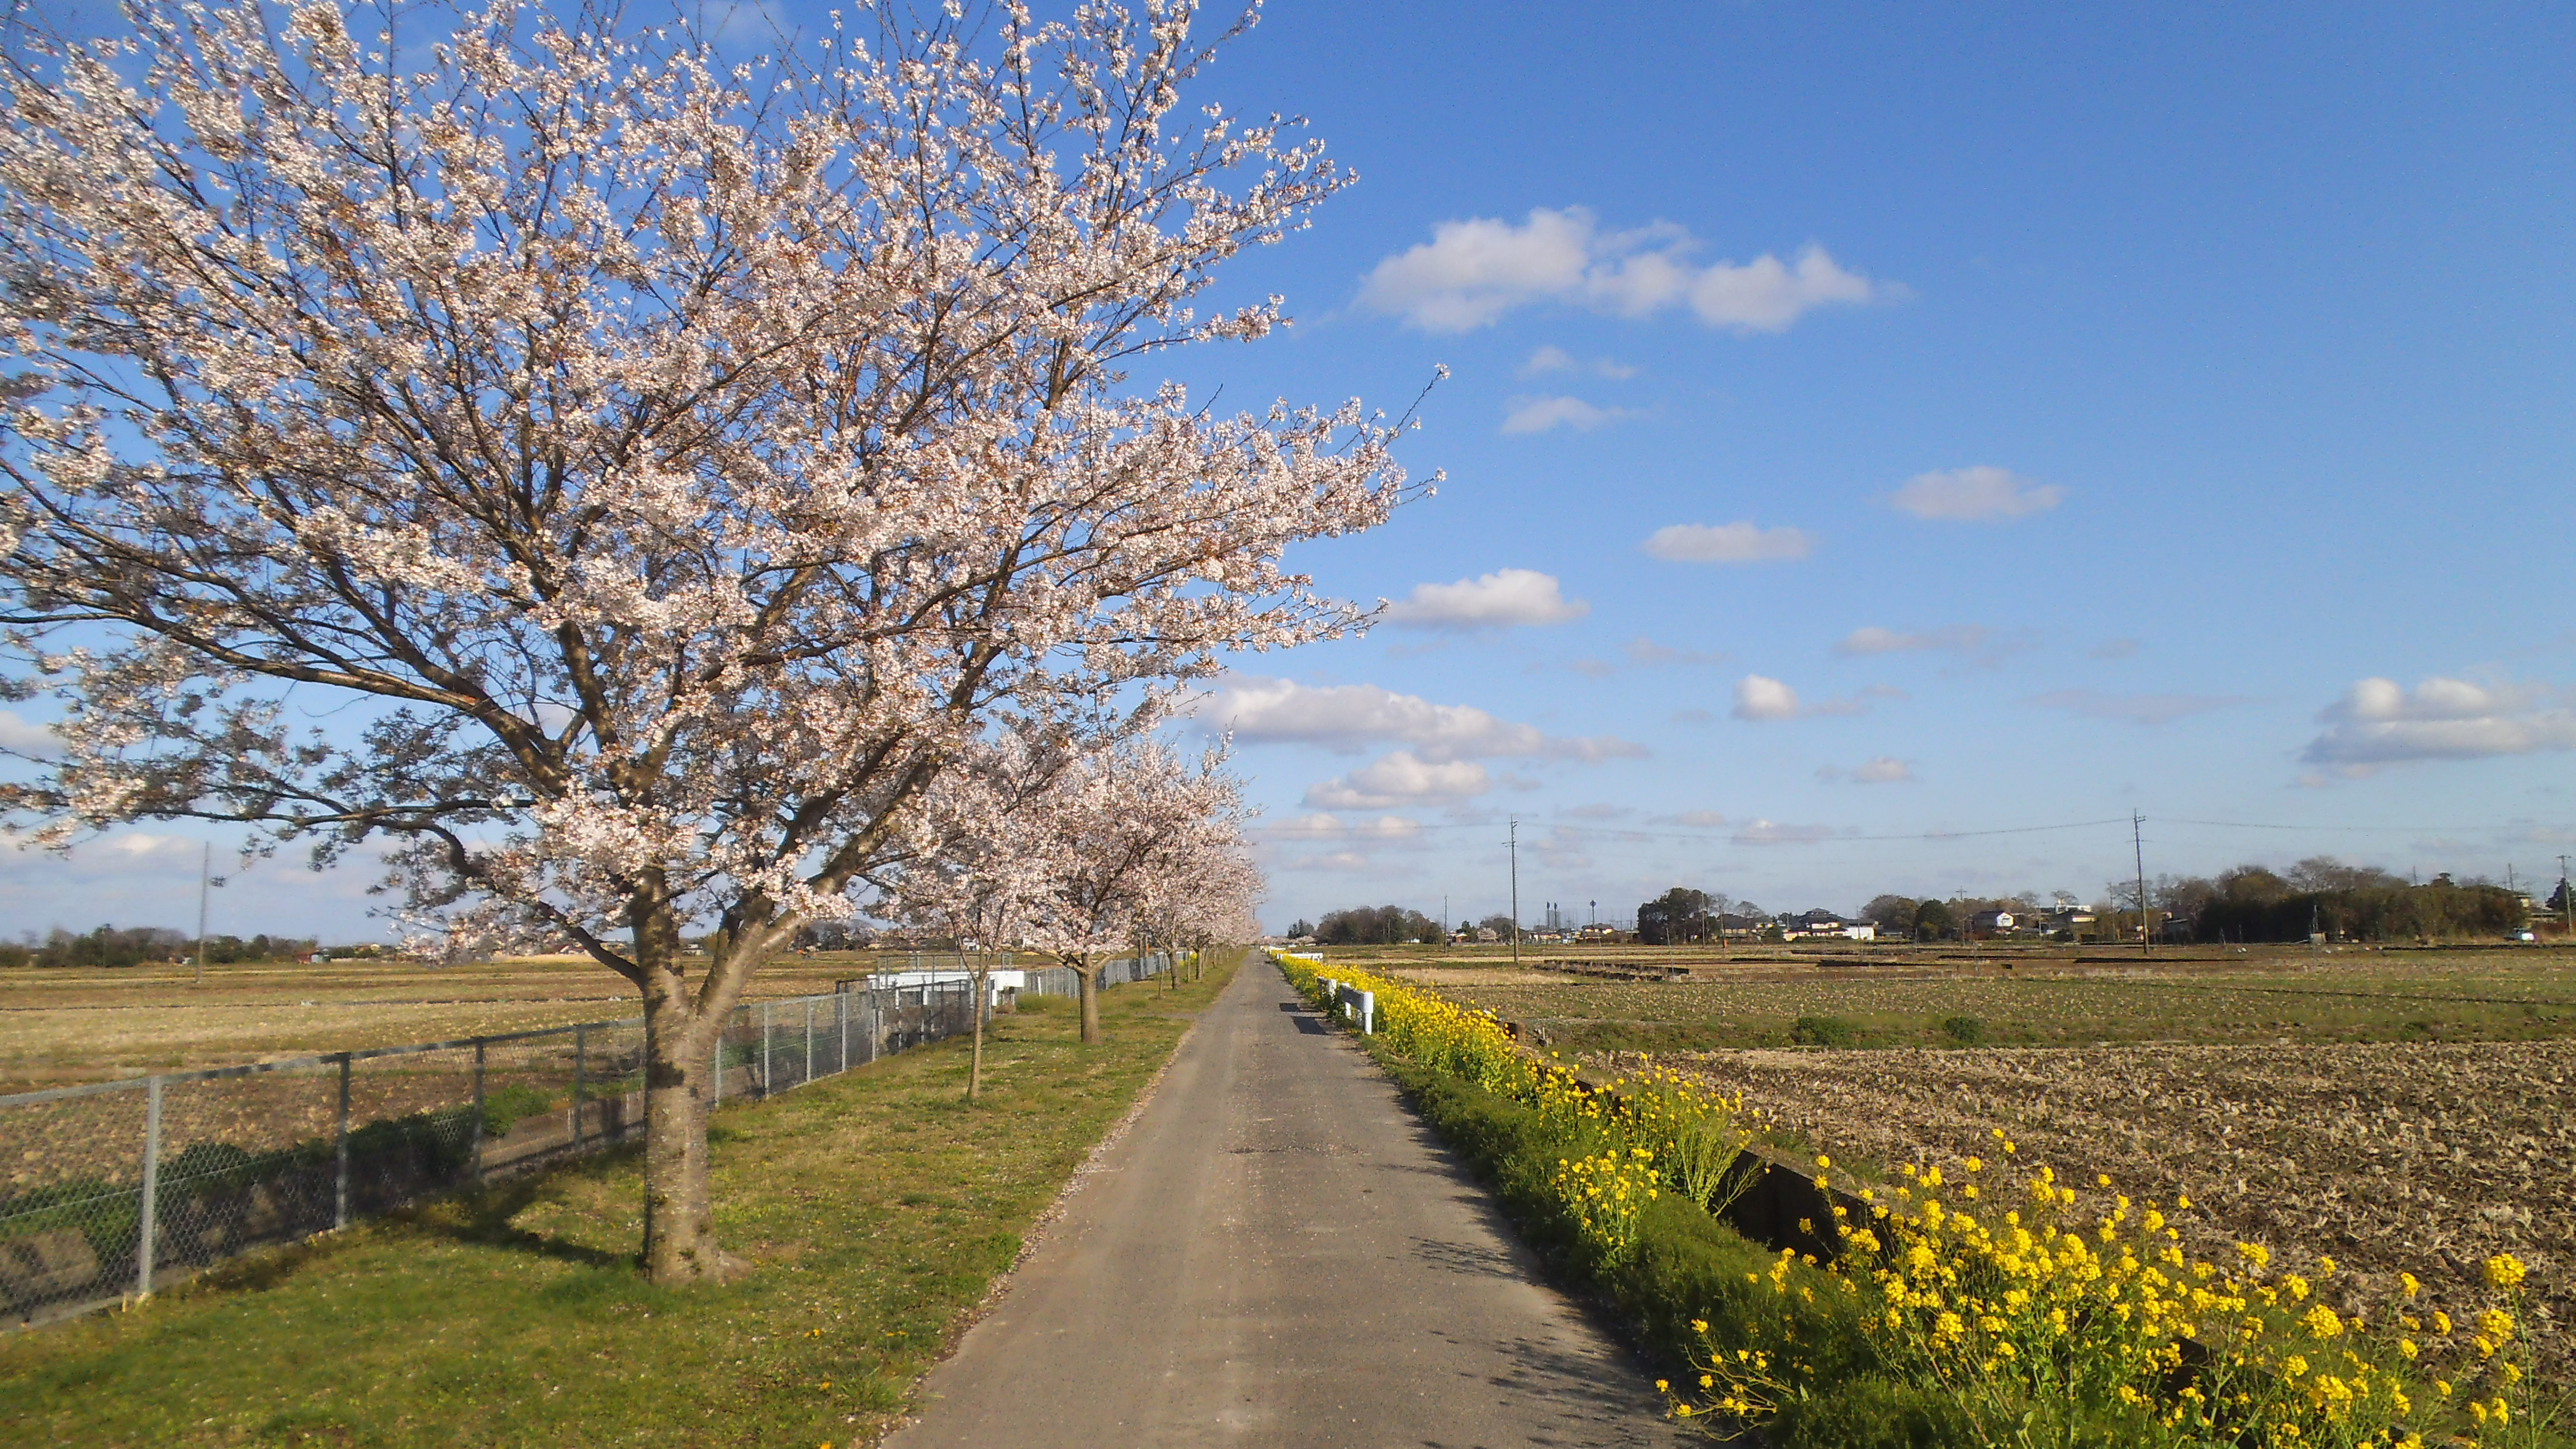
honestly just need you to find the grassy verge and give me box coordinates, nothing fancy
[0,953,1238,1447]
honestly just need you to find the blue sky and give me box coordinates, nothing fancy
[4,1,2572,940]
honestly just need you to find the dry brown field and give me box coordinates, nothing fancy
[0,949,1014,1092]
[1412,946,2576,1377]
[1659,1040,2571,1377]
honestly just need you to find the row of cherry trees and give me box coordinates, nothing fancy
[891,726,1260,1099]
[0,0,1409,1281]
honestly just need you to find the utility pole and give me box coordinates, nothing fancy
[2560,855,2573,943]
[2132,812,2152,956]
[193,842,211,987]
[1507,816,1521,969]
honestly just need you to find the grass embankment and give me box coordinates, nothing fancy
[0,953,1237,1447]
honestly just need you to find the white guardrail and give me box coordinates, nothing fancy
[1316,976,1375,1035]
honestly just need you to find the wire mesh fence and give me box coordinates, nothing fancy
[0,952,1169,1330]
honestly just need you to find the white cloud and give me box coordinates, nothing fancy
[1277,850,1377,874]
[1835,624,1991,656]
[1266,812,1426,842]
[2303,676,2576,766]
[0,709,63,759]
[1384,568,1590,629]
[1661,809,1728,827]
[1819,756,1917,784]
[1732,819,1841,846]
[1196,677,1640,763]
[1303,752,1492,809]
[1519,345,1640,380]
[1626,636,1728,666]
[1641,522,1814,564]
[1731,676,1897,722]
[1500,395,1631,435]
[1732,674,1802,721]
[1360,207,1886,334]
[1890,466,2065,522]
[2029,689,2252,725]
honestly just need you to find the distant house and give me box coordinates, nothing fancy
[2041,908,2097,937]
[1967,910,2017,937]
[1781,910,1848,940]
[1474,927,1500,943]
[1839,922,1878,942]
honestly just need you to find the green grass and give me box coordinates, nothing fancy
[0,955,1237,1448]
[1442,954,2576,1053]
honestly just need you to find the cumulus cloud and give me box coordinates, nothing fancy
[1641,522,1814,564]
[1820,756,1916,784]
[1500,395,1631,434]
[1733,819,1843,846]
[1890,466,2065,521]
[2303,676,2576,766]
[0,709,62,759]
[1303,752,1491,809]
[2029,689,2252,725]
[1519,345,1637,379]
[1360,207,1886,334]
[1732,674,1802,721]
[1384,569,1590,629]
[1196,677,1641,763]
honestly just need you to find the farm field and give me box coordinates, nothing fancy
[0,950,1029,1092]
[1409,949,2574,1383]
[1660,1040,2573,1382]
[1407,948,2576,1053]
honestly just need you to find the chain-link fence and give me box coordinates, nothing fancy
[0,956,1165,1330]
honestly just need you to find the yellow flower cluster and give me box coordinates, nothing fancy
[1666,1135,2538,1448]
[1551,1147,1661,1262]
[1273,954,1759,1221]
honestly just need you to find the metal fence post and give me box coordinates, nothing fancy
[470,1039,487,1185]
[713,1018,724,1108]
[334,1054,352,1229]
[137,1076,161,1298]
[760,1001,773,1096]
[571,1024,587,1149]
[804,998,816,1086]
[838,991,849,1073]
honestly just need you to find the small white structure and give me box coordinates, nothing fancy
[1840,922,1877,942]
[866,969,1025,1005]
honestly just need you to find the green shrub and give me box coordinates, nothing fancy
[1937,1015,1986,1045]
[1789,1015,1860,1046]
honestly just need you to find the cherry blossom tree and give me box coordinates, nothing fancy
[1016,732,1245,1042]
[0,0,1414,1282]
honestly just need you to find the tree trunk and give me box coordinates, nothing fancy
[634,896,750,1286]
[1076,958,1101,1043]
[967,953,988,1102]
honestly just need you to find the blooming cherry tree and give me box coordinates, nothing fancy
[0,0,1412,1281]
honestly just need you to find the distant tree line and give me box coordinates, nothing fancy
[0,926,324,969]
[2149,859,2528,943]
[1308,903,1446,946]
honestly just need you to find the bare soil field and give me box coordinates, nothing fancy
[0,950,1000,1091]
[1653,1039,2572,1379]
[1408,951,2576,1379]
